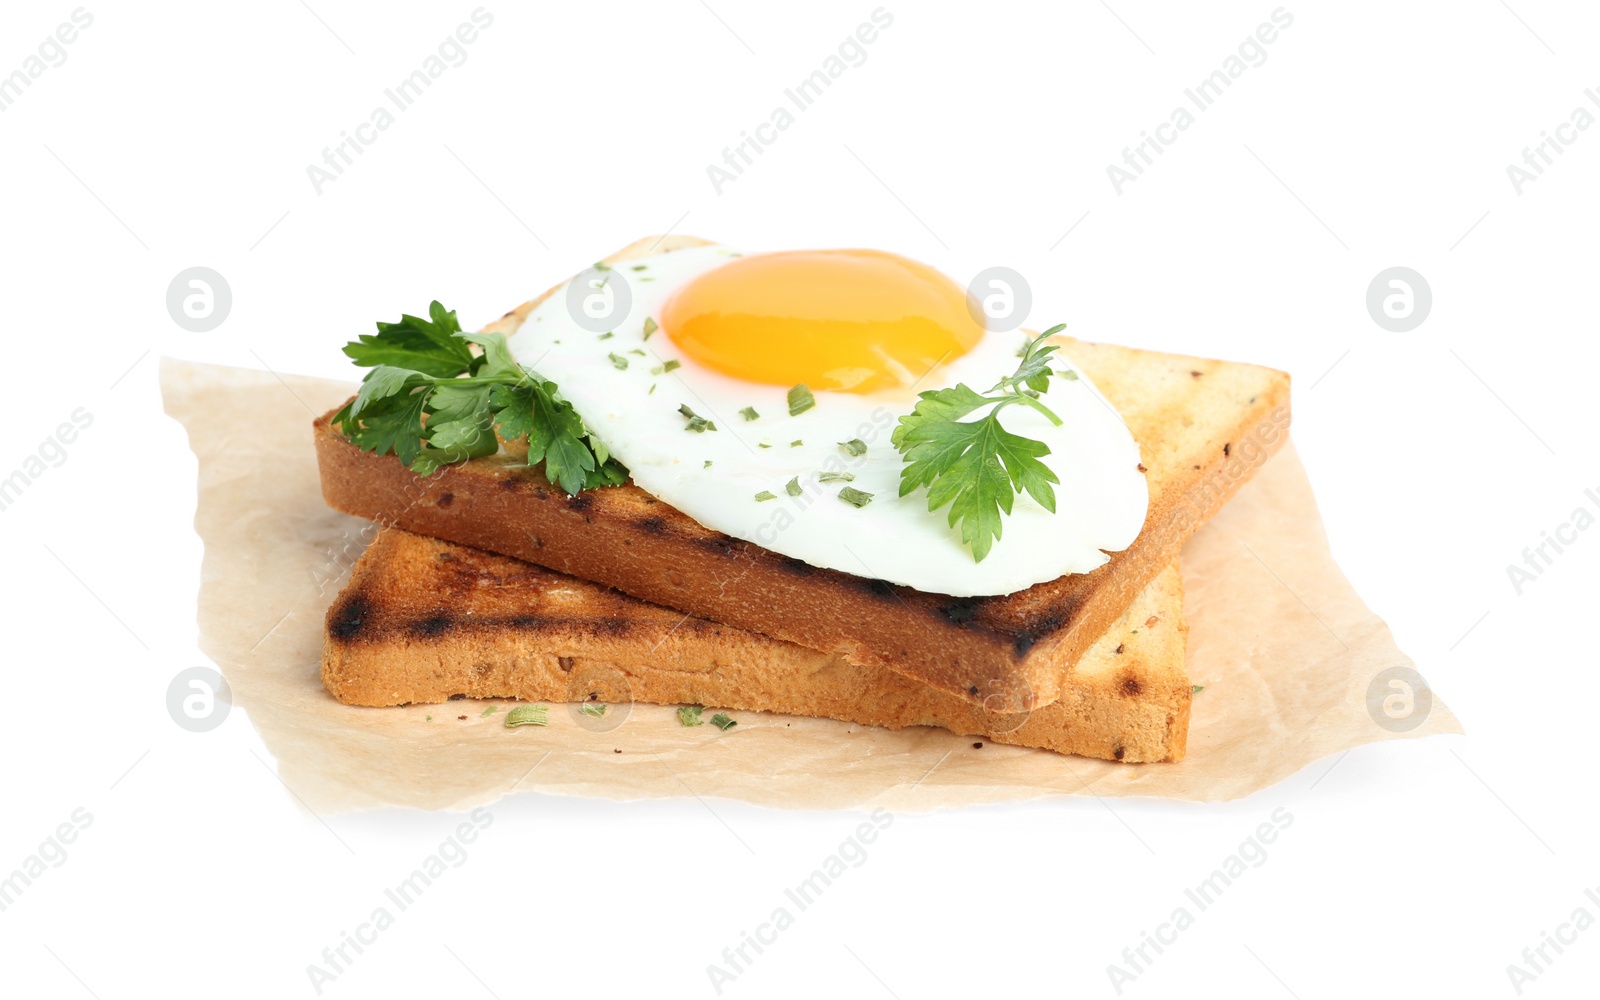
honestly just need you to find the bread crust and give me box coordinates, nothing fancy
[314,235,1289,711]
[323,529,1190,763]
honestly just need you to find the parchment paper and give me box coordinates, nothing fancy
[162,358,1461,812]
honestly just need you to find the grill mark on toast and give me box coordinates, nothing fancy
[1007,608,1071,659]
[412,613,455,638]
[693,535,745,558]
[940,599,977,624]
[339,611,664,643]
[777,556,813,576]
[327,594,370,641]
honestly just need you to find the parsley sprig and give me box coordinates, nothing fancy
[890,324,1069,563]
[331,301,626,492]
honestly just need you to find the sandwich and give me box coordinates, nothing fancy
[314,235,1290,761]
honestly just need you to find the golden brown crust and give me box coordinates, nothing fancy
[323,529,1190,763]
[314,234,1289,711]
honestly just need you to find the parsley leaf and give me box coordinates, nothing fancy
[337,377,432,465]
[677,705,705,727]
[342,301,477,377]
[890,325,1070,562]
[333,301,626,495]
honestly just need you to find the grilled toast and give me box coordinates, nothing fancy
[323,528,1191,762]
[316,235,1288,712]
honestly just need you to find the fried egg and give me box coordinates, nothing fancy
[507,244,1147,597]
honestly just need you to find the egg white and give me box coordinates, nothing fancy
[507,244,1148,597]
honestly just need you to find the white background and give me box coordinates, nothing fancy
[2,1,1597,997]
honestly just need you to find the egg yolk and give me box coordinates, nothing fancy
[658,249,985,393]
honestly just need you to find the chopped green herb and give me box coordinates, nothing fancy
[648,383,657,395]
[505,704,549,728]
[788,384,815,416]
[480,704,499,717]
[710,712,738,731]
[704,460,713,469]
[818,471,855,483]
[1191,685,1205,695]
[652,359,682,375]
[758,442,772,449]
[598,331,614,340]
[592,261,611,271]
[790,439,803,448]
[426,714,432,722]
[679,404,717,433]
[754,490,777,502]
[840,438,867,457]
[836,486,874,508]
[579,702,607,718]
[642,317,658,340]
[785,476,802,497]
[631,264,648,271]
[629,348,646,356]
[1061,369,1079,381]
[739,406,760,421]
[677,705,705,727]
[640,277,655,282]
[608,352,629,370]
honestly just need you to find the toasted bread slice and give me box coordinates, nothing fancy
[316,235,1288,712]
[323,528,1190,762]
